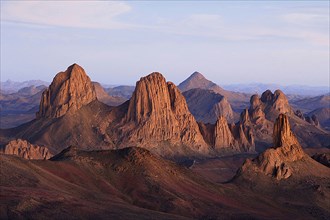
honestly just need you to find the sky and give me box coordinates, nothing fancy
[1,1,329,86]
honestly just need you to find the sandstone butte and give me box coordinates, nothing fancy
[117,72,210,154]
[36,63,97,118]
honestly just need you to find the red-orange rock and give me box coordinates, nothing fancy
[120,72,208,154]
[239,114,305,180]
[1,139,53,160]
[36,63,97,118]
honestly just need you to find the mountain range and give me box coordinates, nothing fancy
[0,63,329,219]
[223,83,329,96]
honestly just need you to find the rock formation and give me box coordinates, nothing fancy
[118,72,208,154]
[249,94,266,124]
[0,139,53,160]
[214,116,237,150]
[238,114,305,180]
[244,90,329,150]
[36,63,97,118]
[213,116,255,152]
[182,88,235,124]
[248,89,293,123]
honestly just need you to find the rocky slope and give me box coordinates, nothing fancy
[307,108,330,130]
[292,94,330,112]
[1,144,329,219]
[182,88,236,124]
[0,139,52,160]
[36,63,97,118]
[0,146,268,220]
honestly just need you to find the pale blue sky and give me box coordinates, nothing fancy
[1,1,329,86]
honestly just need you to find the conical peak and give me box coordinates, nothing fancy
[273,114,298,148]
[190,71,206,80]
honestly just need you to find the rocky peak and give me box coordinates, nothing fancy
[249,94,265,123]
[36,63,97,118]
[273,114,299,148]
[272,90,292,114]
[260,90,273,103]
[260,89,292,114]
[126,72,172,123]
[214,116,237,150]
[212,115,254,153]
[122,72,208,154]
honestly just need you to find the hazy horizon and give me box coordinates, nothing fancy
[1,1,329,86]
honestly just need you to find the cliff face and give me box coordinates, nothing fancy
[213,116,254,153]
[214,117,237,150]
[238,114,305,180]
[119,72,208,154]
[36,64,97,118]
[1,139,53,160]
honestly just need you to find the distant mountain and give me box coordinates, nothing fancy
[291,94,330,112]
[1,80,49,93]
[178,72,250,113]
[0,85,46,128]
[222,83,329,96]
[178,72,226,94]
[93,82,126,106]
[308,108,330,131]
[106,85,135,99]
